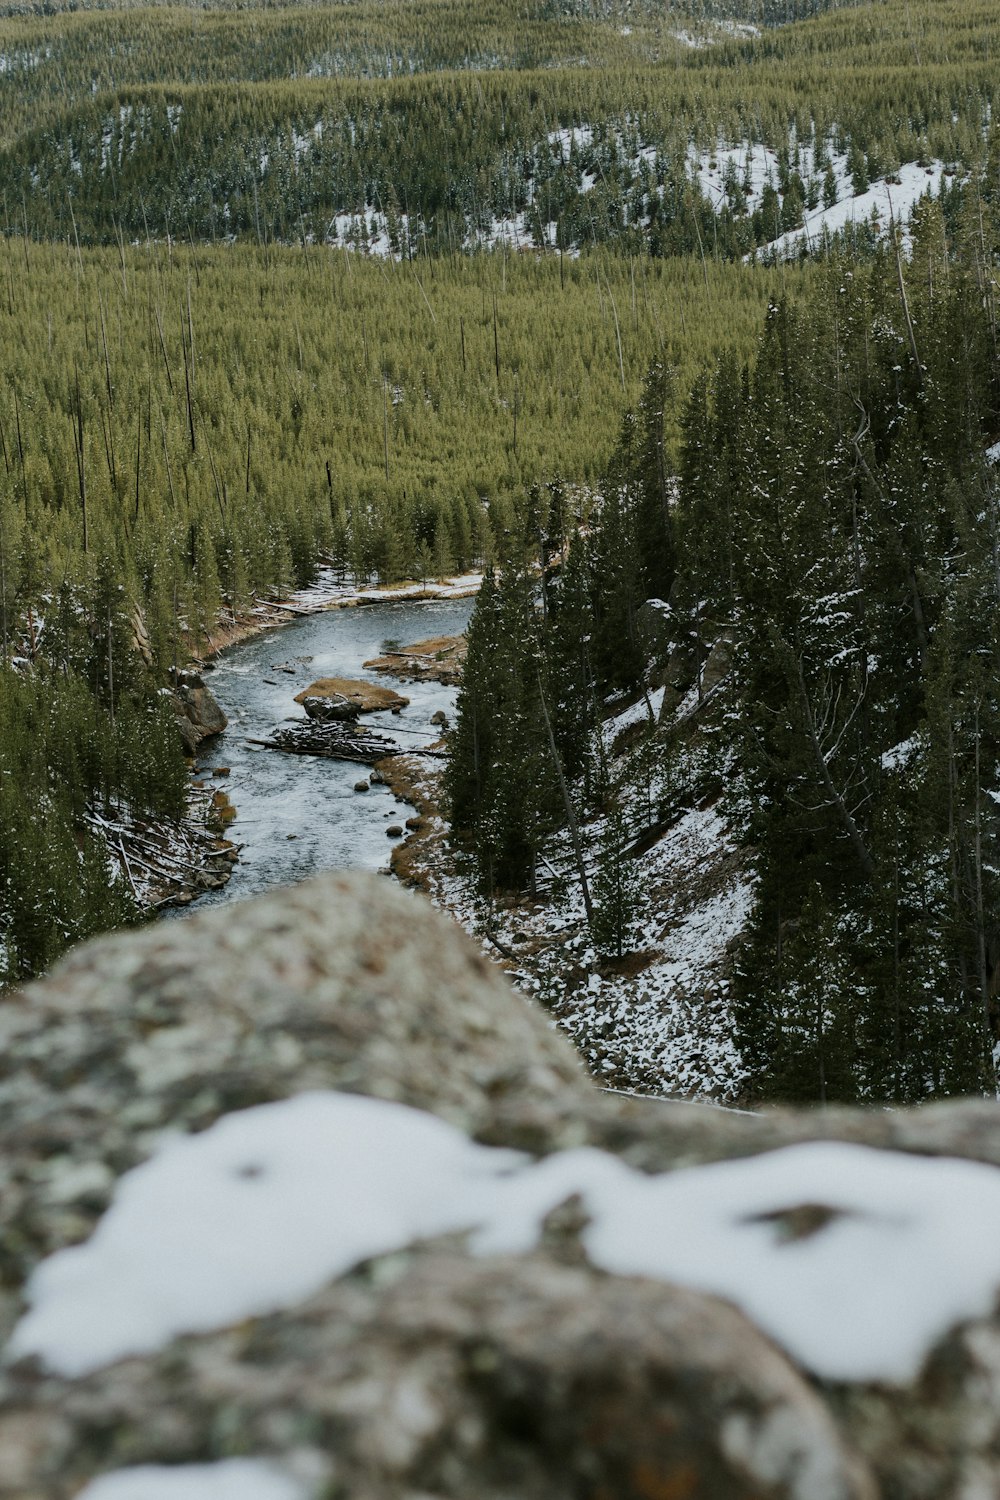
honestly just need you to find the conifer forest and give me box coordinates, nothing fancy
[5,0,1000,1105]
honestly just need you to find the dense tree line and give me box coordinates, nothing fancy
[0,237,777,649]
[0,553,186,982]
[0,234,776,983]
[0,0,995,250]
[449,193,1000,1102]
[673,196,1000,1101]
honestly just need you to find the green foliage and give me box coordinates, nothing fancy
[0,0,996,254]
[591,805,641,958]
[0,647,185,981]
[0,236,779,642]
[681,209,1000,1101]
[451,192,1000,1102]
[445,556,563,892]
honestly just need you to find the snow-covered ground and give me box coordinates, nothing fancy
[753,159,947,260]
[688,131,854,219]
[674,19,760,47]
[259,568,482,615]
[398,682,752,1103]
[14,1090,1000,1389]
[77,1460,313,1500]
[319,129,947,263]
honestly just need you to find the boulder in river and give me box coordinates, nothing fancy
[171,670,228,755]
[294,677,410,714]
[299,694,361,723]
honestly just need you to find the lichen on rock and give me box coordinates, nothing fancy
[3,873,1000,1498]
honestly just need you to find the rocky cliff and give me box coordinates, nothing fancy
[2,874,1000,1499]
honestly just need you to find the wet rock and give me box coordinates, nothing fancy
[386,824,404,837]
[299,694,361,724]
[171,670,228,755]
[354,779,370,792]
[294,678,409,714]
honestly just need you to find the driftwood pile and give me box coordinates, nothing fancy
[256,717,448,764]
[89,803,240,909]
[254,721,404,764]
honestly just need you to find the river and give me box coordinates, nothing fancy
[185,596,474,908]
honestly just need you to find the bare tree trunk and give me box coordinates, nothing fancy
[536,665,594,923]
[794,657,876,880]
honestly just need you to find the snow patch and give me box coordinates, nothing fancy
[11,1091,1000,1386]
[881,735,920,773]
[751,160,946,261]
[76,1459,312,1500]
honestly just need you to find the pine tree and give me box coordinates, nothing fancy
[591,806,641,959]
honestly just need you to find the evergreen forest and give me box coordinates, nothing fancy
[5,0,1000,1105]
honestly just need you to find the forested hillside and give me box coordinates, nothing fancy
[448,187,1000,1102]
[0,234,780,980]
[5,0,1000,1108]
[0,0,994,250]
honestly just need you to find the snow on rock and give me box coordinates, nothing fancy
[7,1092,520,1378]
[76,1459,313,1500]
[11,1091,1000,1387]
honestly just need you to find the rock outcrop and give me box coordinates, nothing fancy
[298,693,361,722]
[3,874,1000,1498]
[171,670,228,755]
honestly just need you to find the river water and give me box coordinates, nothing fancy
[186,596,473,908]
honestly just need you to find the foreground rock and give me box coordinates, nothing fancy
[3,875,1000,1497]
[293,677,409,713]
[1,1249,875,1500]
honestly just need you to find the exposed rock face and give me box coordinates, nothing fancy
[3,873,1000,1498]
[635,597,671,661]
[172,670,228,755]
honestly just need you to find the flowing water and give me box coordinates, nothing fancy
[185,596,473,908]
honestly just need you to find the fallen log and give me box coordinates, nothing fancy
[250,725,447,763]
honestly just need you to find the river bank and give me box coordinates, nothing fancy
[155,575,748,1104]
[377,689,751,1105]
[162,591,475,913]
[133,571,481,913]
